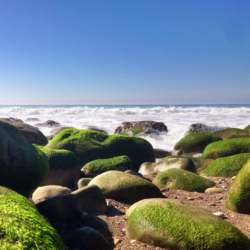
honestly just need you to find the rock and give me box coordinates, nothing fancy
[0,118,48,145]
[65,227,109,250]
[88,171,163,201]
[86,126,108,134]
[226,159,250,214]
[74,178,93,189]
[125,169,143,177]
[153,148,172,158]
[82,155,132,177]
[36,185,107,220]
[36,120,61,127]
[46,128,155,171]
[188,157,214,172]
[139,156,197,175]
[176,150,183,155]
[32,185,72,202]
[208,203,216,206]
[213,128,249,139]
[126,198,250,250]
[205,187,223,193]
[213,212,225,218]
[114,121,168,134]
[174,132,222,153]
[186,123,228,135]
[200,153,250,177]
[245,125,250,130]
[34,146,81,187]
[47,126,74,140]
[25,118,40,122]
[202,138,250,159]
[0,120,49,197]
[0,187,66,249]
[1,117,23,123]
[153,168,215,192]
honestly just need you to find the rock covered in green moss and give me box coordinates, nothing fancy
[0,120,49,197]
[139,156,196,175]
[153,168,215,192]
[82,155,132,177]
[74,178,93,189]
[188,157,214,172]
[202,138,250,159]
[245,125,250,130]
[46,129,155,171]
[213,128,249,139]
[174,131,222,153]
[226,159,250,214]
[88,171,163,201]
[126,198,250,250]
[0,186,66,249]
[201,153,250,178]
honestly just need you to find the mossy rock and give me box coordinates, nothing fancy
[88,171,163,201]
[226,159,250,214]
[202,138,250,159]
[82,155,132,177]
[153,168,215,192]
[139,156,196,175]
[213,128,249,139]
[244,125,250,130]
[153,148,172,158]
[0,120,49,197]
[174,131,222,153]
[46,129,155,171]
[200,153,250,178]
[126,198,250,250]
[74,178,93,189]
[188,157,214,172]
[0,186,66,249]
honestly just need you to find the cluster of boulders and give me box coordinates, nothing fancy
[1,118,250,249]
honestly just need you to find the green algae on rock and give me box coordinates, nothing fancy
[46,129,155,171]
[188,157,214,172]
[202,138,250,159]
[174,131,222,153]
[74,178,93,189]
[226,159,250,214]
[200,153,250,178]
[0,186,66,250]
[213,128,250,139]
[82,155,132,177]
[153,168,215,192]
[88,171,163,201]
[0,120,49,197]
[126,198,250,250]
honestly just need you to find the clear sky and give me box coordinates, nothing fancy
[0,0,250,105]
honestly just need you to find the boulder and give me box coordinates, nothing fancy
[0,120,49,197]
[188,157,214,172]
[153,148,172,158]
[226,159,250,214]
[36,185,107,220]
[202,138,250,159]
[126,198,250,250]
[0,186,66,249]
[114,121,168,134]
[139,156,197,175]
[213,128,249,139]
[36,120,61,127]
[174,131,222,153]
[46,129,155,171]
[125,169,143,177]
[153,168,215,192]
[0,118,48,145]
[32,185,72,203]
[47,126,74,140]
[2,117,23,123]
[200,153,250,178]
[65,227,109,250]
[186,123,228,135]
[82,155,132,177]
[86,126,108,134]
[88,171,163,201]
[25,118,40,122]
[74,178,93,189]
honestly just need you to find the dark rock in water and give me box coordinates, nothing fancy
[154,148,172,158]
[114,121,167,135]
[186,123,228,135]
[36,120,61,127]
[25,118,40,122]
[2,117,23,123]
[86,126,108,134]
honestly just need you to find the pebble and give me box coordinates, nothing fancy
[232,176,236,180]
[160,188,169,192]
[114,238,121,245]
[205,187,223,194]
[130,240,136,243]
[208,203,216,206]
[122,228,126,232]
[188,197,194,200]
[213,212,225,218]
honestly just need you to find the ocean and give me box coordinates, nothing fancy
[1,104,250,152]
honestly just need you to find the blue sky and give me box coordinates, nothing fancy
[0,0,249,105]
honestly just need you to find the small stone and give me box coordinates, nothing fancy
[130,240,136,243]
[213,212,225,218]
[114,238,121,246]
[232,176,236,180]
[208,203,216,206]
[221,186,225,188]
[160,188,169,192]
[205,187,223,194]
[188,197,195,200]
[122,228,126,232]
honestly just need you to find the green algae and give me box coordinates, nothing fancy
[213,128,249,140]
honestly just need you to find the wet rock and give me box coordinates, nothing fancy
[36,120,61,127]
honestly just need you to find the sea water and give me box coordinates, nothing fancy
[0,104,250,152]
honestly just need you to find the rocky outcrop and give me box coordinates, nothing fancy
[36,120,61,127]
[186,123,228,135]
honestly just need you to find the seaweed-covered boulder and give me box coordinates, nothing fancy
[82,156,132,177]
[0,186,66,249]
[200,153,250,178]
[202,138,250,159]
[126,198,250,250]
[35,147,80,187]
[153,168,215,192]
[139,156,197,175]
[0,118,48,145]
[0,120,49,197]
[174,132,222,154]
[46,129,155,171]
[74,178,93,189]
[213,128,249,139]
[188,157,214,172]
[88,171,163,201]
[226,160,250,214]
